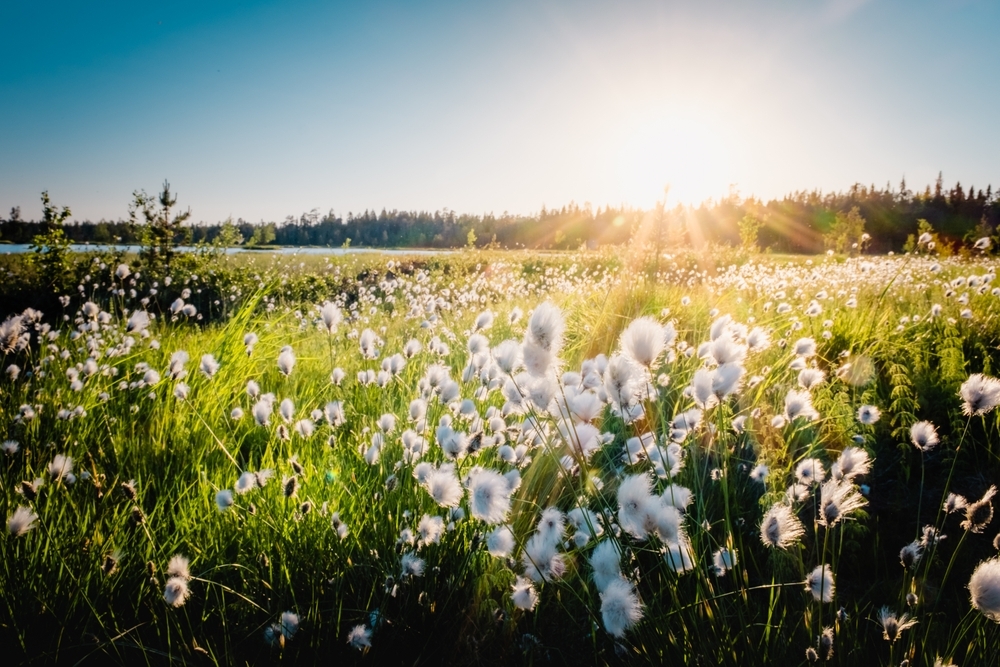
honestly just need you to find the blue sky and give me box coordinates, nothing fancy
[1,0,998,223]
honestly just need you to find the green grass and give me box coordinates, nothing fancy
[2,247,1000,665]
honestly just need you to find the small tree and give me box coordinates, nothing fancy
[130,180,190,274]
[738,213,762,253]
[823,206,866,255]
[28,191,73,289]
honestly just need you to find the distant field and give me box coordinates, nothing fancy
[3,247,1000,665]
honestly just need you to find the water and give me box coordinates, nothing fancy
[0,243,453,256]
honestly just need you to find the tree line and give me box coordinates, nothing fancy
[2,174,997,253]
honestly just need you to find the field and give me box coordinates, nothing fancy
[3,245,1000,665]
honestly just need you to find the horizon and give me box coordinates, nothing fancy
[2,0,999,223]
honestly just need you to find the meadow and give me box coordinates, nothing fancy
[3,243,1000,665]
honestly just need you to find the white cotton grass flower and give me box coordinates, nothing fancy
[599,577,643,637]
[473,310,494,332]
[417,514,445,546]
[832,447,871,481]
[663,540,695,573]
[200,354,220,378]
[784,390,819,422]
[320,302,342,333]
[492,340,523,375]
[617,473,655,540]
[818,479,868,527]
[969,556,1000,622]
[167,554,191,580]
[215,489,234,512]
[619,316,665,368]
[521,533,566,582]
[750,464,769,484]
[795,458,827,486]
[277,346,296,376]
[793,338,817,358]
[2,439,20,456]
[7,506,38,537]
[760,504,806,550]
[798,368,826,390]
[235,471,257,494]
[944,493,967,514]
[961,485,996,534]
[591,540,622,592]
[486,525,516,557]
[346,624,372,651]
[690,368,719,410]
[511,576,539,611]
[48,454,75,483]
[423,467,464,507]
[401,551,425,577]
[712,547,738,576]
[805,564,835,603]
[526,301,565,354]
[163,576,191,608]
[856,405,881,425]
[467,469,512,524]
[253,400,273,426]
[876,606,918,642]
[960,373,1000,416]
[910,421,940,452]
[279,398,295,423]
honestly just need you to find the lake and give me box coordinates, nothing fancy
[0,244,453,256]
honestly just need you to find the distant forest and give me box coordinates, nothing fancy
[2,174,997,254]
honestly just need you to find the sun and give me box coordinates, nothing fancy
[609,107,733,207]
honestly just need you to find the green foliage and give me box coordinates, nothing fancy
[27,191,73,291]
[823,206,867,254]
[738,213,762,253]
[130,180,191,275]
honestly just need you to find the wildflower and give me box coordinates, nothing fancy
[876,606,918,642]
[467,469,512,524]
[2,440,19,456]
[712,548,738,576]
[691,368,718,410]
[910,421,940,451]
[48,454,75,484]
[600,577,643,637]
[163,577,191,607]
[975,237,992,251]
[619,317,665,368]
[760,504,806,550]
[795,458,826,486]
[253,400,272,426]
[401,552,425,577]
[215,489,234,512]
[121,480,138,501]
[200,354,220,378]
[235,472,257,494]
[277,346,296,376]
[969,556,1000,621]
[424,467,463,507]
[798,368,825,390]
[473,310,494,332]
[417,514,445,546]
[832,447,870,481]
[492,340,523,375]
[785,390,819,422]
[805,564,835,603]
[749,464,769,484]
[511,576,539,611]
[521,533,565,582]
[793,337,817,358]
[282,475,298,499]
[617,474,655,540]
[591,540,622,591]
[486,525,515,557]
[818,479,867,527]
[899,541,922,569]
[346,624,372,650]
[663,540,695,573]
[7,506,38,537]
[856,405,880,425]
[944,493,967,514]
[959,373,1000,416]
[818,627,834,661]
[320,302,342,333]
[962,485,996,533]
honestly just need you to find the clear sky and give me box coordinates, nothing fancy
[1,0,998,223]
